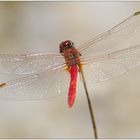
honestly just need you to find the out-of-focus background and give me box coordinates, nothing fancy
[0,1,140,138]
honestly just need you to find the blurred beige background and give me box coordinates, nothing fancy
[0,1,140,138]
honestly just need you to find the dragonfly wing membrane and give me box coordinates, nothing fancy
[0,65,69,100]
[78,11,140,56]
[82,44,140,82]
[0,53,65,75]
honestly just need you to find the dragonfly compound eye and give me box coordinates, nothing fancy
[59,43,65,53]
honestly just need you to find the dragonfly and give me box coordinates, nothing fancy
[0,11,140,108]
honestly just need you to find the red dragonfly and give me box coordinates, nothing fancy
[0,11,140,108]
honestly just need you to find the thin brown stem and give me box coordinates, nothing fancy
[79,66,98,139]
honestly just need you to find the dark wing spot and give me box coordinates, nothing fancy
[134,11,140,16]
[0,83,7,88]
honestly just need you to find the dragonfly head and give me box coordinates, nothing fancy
[59,40,74,54]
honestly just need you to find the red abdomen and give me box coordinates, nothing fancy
[68,65,78,108]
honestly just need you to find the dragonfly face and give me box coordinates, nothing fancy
[59,40,74,54]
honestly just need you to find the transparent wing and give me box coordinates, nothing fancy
[81,44,140,82]
[0,53,65,75]
[0,65,69,100]
[77,11,140,56]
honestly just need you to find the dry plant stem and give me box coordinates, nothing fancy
[80,67,98,139]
